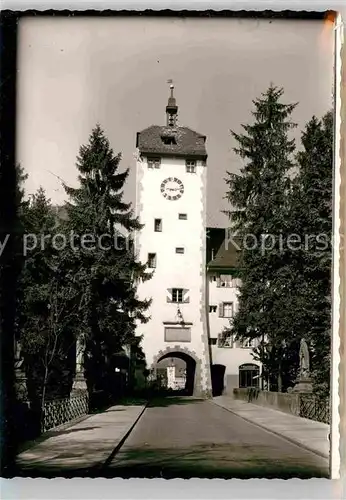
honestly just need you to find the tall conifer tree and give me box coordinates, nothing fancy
[63,125,151,391]
[287,111,333,396]
[225,86,298,390]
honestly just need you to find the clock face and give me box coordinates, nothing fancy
[160,177,184,200]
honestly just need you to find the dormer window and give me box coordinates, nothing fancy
[148,157,161,169]
[186,160,196,173]
[161,136,177,145]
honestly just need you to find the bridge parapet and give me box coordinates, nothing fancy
[233,388,329,424]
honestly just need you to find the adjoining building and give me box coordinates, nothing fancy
[206,228,261,395]
[135,86,260,397]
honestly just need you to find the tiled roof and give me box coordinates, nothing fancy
[136,125,207,160]
[206,227,241,270]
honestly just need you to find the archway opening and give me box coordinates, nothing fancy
[211,364,226,396]
[155,352,196,396]
[239,363,260,388]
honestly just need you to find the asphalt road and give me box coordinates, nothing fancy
[106,396,328,479]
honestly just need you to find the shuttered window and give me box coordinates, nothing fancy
[167,288,189,303]
[219,302,233,318]
[217,275,232,288]
[223,302,233,318]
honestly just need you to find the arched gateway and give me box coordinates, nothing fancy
[151,346,202,396]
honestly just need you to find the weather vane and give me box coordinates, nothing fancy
[167,79,174,92]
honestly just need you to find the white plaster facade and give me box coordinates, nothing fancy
[135,153,261,396]
[206,273,262,394]
[135,155,212,396]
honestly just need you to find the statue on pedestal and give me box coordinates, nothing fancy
[299,338,310,380]
[292,338,313,393]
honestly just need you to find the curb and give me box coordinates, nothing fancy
[98,403,148,471]
[212,400,329,460]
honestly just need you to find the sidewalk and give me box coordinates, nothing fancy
[212,396,329,459]
[15,402,146,476]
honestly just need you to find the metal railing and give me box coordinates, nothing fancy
[42,393,89,432]
[299,394,330,424]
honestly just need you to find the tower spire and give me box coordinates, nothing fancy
[166,80,178,127]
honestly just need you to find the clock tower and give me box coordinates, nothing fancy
[135,85,212,397]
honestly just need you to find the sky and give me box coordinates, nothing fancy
[17,15,334,227]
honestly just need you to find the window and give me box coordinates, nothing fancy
[241,339,253,348]
[232,278,241,288]
[167,288,189,304]
[217,331,233,348]
[208,338,217,345]
[172,288,184,303]
[240,338,259,349]
[217,275,232,288]
[161,136,177,145]
[178,213,187,220]
[239,364,260,388]
[168,115,175,127]
[147,253,157,268]
[219,302,233,318]
[186,159,196,173]
[209,305,217,313]
[175,247,185,254]
[147,157,161,169]
[154,219,162,232]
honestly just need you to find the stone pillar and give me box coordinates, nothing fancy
[292,377,313,393]
[71,337,87,394]
[14,339,28,401]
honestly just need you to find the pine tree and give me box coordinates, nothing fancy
[225,85,298,391]
[63,124,151,393]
